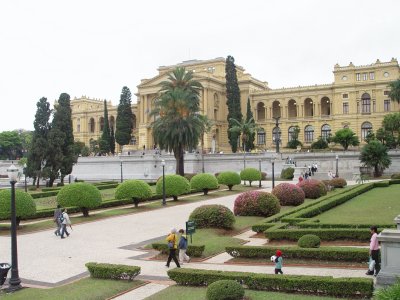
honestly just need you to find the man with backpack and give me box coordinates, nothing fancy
[60,208,72,239]
[53,205,62,236]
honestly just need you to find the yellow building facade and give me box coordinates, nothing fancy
[71,57,399,153]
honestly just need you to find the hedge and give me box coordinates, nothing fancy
[167,268,373,298]
[30,190,59,199]
[152,243,205,257]
[85,262,140,280]
[297,222,395,229]
[225,245,369,262]
[207,280,244,300]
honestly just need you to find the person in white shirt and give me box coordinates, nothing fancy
[60,208,72,239]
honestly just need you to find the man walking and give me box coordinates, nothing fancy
[366,226,380,276]
[60,209,72,239]
[53,205,62,236]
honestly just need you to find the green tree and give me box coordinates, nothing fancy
[159,66,202,97]
[331,128,360,150]
[388,79,400,106]
[99,100,111,154]
[228,117,259,152]
[225,55,243,153]
[311,136,329,149]
[245,98,255,151]
[110,126,116,155]
[382,112,400,145]
[376,127,397,148]
[0,189,36,227]
[360,140,391,177]
[115,86,133,147]
[0,131,22,160]
[287,126,302,149]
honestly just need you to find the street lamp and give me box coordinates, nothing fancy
[273,117,281,153]
[335,155,339,178]
[271,157,276,189]
[23,163,27,193]
[6,163,22,291]
[258,159,262,188]
[161,160,166,206]
[119,154,123,183]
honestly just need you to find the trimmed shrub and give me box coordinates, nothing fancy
[156,175,190,201]
[280,167,295,180]
[391,173,400,179]
[57,183,102,217]
[206,280,244,300]
[234,191,280,217]
[152,243,205,257]
[115,180,152,207]
[85,262,140,280]
[189,204,235,229]
[329,177,347,188]
[30,190,59,199]
[28,186,37,191]
[297,179,327,199]
[240,168,261,186]
[272,183,305,206]
[217,172,241,191]
[0,189,36,226]
[298,234,321,248]
[190,173,219,195]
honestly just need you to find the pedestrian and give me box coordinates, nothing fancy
[298,173,304,183]
[178,229,190,264]
[274,250,283,274]
[328,170,334,179]
[53,205,62,236]
[165,228,180,268]
[304,172,309,180]
[60,208,72,239]
[366,226,380,276]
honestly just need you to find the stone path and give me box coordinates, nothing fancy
[113,282,170,300]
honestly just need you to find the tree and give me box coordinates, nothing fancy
[115,180,152,208]
[115,86,133,147]
[245,98,255,151]
[110,126,116,155]
[360,140,391,177]
[99,100,111,154]
[225,55,243,153]
[388,79,400,106]
[228,117,259,152]
[0,189,36,227]
[331,128,360,150]
[382,112,400,145]
[0,131,22,160]
[287,126,302,149]
[311,136,329,149]
[376,128,397,148]
[159,66,202,97]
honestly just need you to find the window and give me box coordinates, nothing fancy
[272,127,281,142]
[356,73,361,81]
[77,118,80,133]
[361,93,371,113]
[369,72,375,80]
[363,73,367,81]
[342,94,348,99]
[89,118,95,133]
[130,136,137,145]
[257,130,266,145]
[361,122,373,141]
[288,126,297,142]
[343,102,349,114]
[384,100,391,112]
[384,91,389,96]
[304,125,314,143]
[321,124,331,141]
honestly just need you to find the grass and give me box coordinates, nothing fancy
[146,285,342,300]
[309,185,400,224]
[0,278,144,300]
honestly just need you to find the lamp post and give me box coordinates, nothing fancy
[119,154,123,183]
[23,163,27,193]
[6,163,22,291]
[335,155,339,178]
[273,117,281,153]
[161,160,166,206]
[258,159,262,188]
[271,157,275,189]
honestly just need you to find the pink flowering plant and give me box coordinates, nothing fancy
[272,183,305,206]
[297,179,327,199]
[234,191,280,217]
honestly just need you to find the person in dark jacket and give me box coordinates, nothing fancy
[178,229,190,264]
[53,205,62,236]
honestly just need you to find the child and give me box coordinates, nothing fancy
[274,250,283,274]
[178,229,190,264]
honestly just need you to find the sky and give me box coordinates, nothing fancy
[0,0,399,131]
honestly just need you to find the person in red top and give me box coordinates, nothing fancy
[298,174,304,183]
[366,226,380,276]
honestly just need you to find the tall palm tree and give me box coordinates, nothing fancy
[388,79,400,110]
[228,117,259,152]
[159,67,202,98]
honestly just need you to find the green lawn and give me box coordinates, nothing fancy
[146,286,342,300]
[310,184,400,224]
[0,278,143,300]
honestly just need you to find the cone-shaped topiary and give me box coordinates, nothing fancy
[240,168,261,186]
[189,204,235,229]
[297,179,327,199]
[329,177,347,188]
[57,183,102,217]
[234,191,280,217]
[115,180,152,208]
[272,183,305,206]
[217,171,241,190]
[298,234,321,248]
[156,174,190,201]
[190,173,218,195]
[206,280,244,300]
[0,189,36,226]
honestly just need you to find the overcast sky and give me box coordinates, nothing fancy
[1,0,399,131]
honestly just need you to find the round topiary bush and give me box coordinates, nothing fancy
[297,179,327,199]
[206,280,244,300]
[280,167,295,180]
[298,234,321,248]
[156,174,190,201]
[57,183,102,217]
[0,189,36,226]
[329,177,347,188]
[217,171,241,191]
[272,183,305,206]
[240,168,261,186]
[190,173,218,195]
[115,180,152,207]
[189,204,235,229]
[391,173,400,179]
[234,191,280,217]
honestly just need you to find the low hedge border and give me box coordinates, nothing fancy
[297,222,396,229]
[85,262,140,280]
[167,268,373,298]
[152,243,205,257]
[252,222,287,233]
[225,245,369,262]
[30,191,59,199]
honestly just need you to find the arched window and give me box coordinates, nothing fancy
[304,125,314,143]
[288,126,297,142]
[288,99,297,118]
[272,101,281,118]
[257,102,265,121]
[100,117,104,132]
[361,122,373,141]
[321,124,331,141]
[272,127,281,142]
[257,129,266,145]
[77,118,80,133]
[89,118,95,133]
[321,97,330,116]
[361,93,371,113]
[304,98,313,117]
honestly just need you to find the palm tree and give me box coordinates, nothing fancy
[359,140,391,177]
[159,67,202,98]
[388,79,400,108]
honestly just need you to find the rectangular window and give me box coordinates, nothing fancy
[369,72,375,80]
[356,73,361,81]
[363,73,367,81]
[384,90,389,96]
[257,132,266,145]
[342,93,348,99]
[384,100,391,112]
[343,102,349,114]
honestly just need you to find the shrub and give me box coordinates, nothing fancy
[374,279,400,300]
[272,183,305,206]
[0,189,36,226]
[30,190,59,198]
[189,204,235,229]
[152,243,205,257]
[156,175,190,201]
[280,167,295,180]
[85,262,140,281]
[297,179,327,199]
[28,186,37,191]
[190,173,219,195]
[261,172,267,180]
[329,177,347,188]
[115,180,152,207]
[298,234,321,248]
[240,168,261,186]
[391,173,400,179]
[234,191,280,217]
[217,172,241,191]
[206,280,244,300]
[57,183,102,217]
[311,137,329,149]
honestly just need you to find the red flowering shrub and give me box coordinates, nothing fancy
[272,183,305,206]
[297,179,327,199]
[234,191,280,217]
[329,177,347,188]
